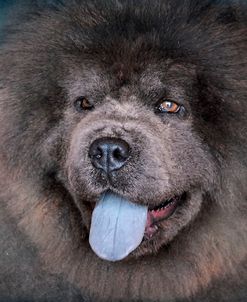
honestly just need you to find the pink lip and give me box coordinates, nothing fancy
[144,200,179,239]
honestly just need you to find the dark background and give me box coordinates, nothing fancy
[0,0,63,30]
[0,1,15,18]
[0,0,16,31]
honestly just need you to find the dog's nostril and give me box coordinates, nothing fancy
[89,137,130,174]
[113,146,128,161]
[95,148,103,159]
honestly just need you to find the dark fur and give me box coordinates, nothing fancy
[0,1,246,301]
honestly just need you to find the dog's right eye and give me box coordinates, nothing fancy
[156,99,181,114]
[74,97,94,112]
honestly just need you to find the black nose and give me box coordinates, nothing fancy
[89,137,130,174]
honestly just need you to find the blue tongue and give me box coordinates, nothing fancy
[89,192,148,261]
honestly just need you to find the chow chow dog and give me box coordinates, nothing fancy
[0,0,246,301]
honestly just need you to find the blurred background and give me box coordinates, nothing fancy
[0,1,15,26]
[0,0,16,37]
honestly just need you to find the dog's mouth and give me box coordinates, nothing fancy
[144,193,185,240]
[88,191,186,262]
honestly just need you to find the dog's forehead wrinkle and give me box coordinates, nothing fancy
[64,61,196,107]
[139,69,164,91]
[137,61,196,88]
[65,66,109,100]
[79,116,164,142]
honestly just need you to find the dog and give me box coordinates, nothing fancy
[0,1,246,301]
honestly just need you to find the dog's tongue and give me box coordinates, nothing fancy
[89,192,148,261]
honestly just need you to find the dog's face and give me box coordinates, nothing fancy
[45,50,218,258]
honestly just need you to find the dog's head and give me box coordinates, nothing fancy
[0,1,246,263]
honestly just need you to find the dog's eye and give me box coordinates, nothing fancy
[156,99,180,113]
[74,97,94,112]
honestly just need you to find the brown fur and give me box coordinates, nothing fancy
[0,1,246,301]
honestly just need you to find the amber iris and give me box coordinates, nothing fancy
[74,97,94,112]
[81,98,94,110]
[158,100,180,113]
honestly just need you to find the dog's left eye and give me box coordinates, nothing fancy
[156,99,180,113]
[74,97,94,112]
